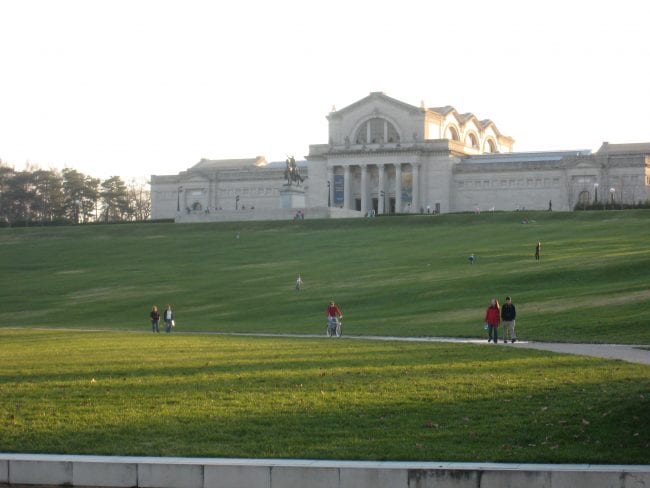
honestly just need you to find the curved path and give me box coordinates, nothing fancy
[9,328,650,366]
[222,332,650,366]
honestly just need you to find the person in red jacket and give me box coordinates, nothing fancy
[485,298,501,343]
[326,301,343,321]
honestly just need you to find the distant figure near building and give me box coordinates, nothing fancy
[295,274,303,291]
[468,253,475,264]
[535,242,541,260]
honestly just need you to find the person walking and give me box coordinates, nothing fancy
[485,298,501,344]
[535,241,541,260]
[501,296,517,343]
[163,304,174,333]
[295,274,303,291]
[150,305,160,333]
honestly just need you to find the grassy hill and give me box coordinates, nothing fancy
[1,210,649,343]
[1,329,649,463]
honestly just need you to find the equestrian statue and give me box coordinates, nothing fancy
[284,156,304,186]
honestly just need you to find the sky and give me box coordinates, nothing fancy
[0,0,648,182]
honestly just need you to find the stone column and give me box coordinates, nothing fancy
[343,165,351,210]
[412,163,420,213]
[378,164,385,215]
[360,164,368,215]
[327,166,334,207]
[395,163,402,213]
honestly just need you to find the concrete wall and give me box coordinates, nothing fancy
[1,454,649,488]
[175,206,361,223]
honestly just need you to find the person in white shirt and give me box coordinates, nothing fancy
[163,304,174,333]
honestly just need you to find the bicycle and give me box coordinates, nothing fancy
[326,316,342,337]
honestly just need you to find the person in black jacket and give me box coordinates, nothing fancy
[501,296,517,343]
[150,305,160,333]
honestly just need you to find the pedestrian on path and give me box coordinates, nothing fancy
[150,305,160,333]
[163,304,174,333]
[501,296,517,343]
[295,274,303,291]
[485,298,500,343]
[535,241,541,260]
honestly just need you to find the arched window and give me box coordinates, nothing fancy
[445,125,460,141]
[355,118,400,144]
[483,139,497,153]
[466,132,479,149]
[578,191,590,205]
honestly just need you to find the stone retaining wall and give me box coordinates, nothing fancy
[175,206,361,223]
[1,454,649,488]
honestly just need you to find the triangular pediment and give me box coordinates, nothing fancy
[329,92,421,119]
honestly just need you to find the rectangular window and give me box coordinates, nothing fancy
[369,119,384,143]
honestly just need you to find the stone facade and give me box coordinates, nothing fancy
[150,93,650,221]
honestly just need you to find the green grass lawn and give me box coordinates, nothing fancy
[1,210,649,344]
[1,329,648,463]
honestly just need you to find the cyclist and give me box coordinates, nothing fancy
[326,300,343,336]
[326,300,343,322]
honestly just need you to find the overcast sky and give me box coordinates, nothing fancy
[1,0,648,181]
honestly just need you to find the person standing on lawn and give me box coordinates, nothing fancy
[501,296,517,343]
[163,304,174,333]
[150,305,160,333]
[485,298,501,344]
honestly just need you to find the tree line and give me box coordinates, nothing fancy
[0,163,150,226]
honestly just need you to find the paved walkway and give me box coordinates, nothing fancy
[224,332,650,366]
[8,328,650,366]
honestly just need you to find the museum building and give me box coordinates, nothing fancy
[150,92,650,221]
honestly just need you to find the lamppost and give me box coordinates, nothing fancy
[327,180,331,207]
[235,195,240,210]
[593,183,599,206]
[177,186,183,212]
[609,187,615,209]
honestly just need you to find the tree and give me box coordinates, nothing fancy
[5,170,35,224]
[62,168,99,223]
[100,176,130,222]
[0,164,15,224]
[31,169,65,222]
[127,179,151,221]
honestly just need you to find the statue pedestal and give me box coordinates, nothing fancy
[280,185,306,209]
